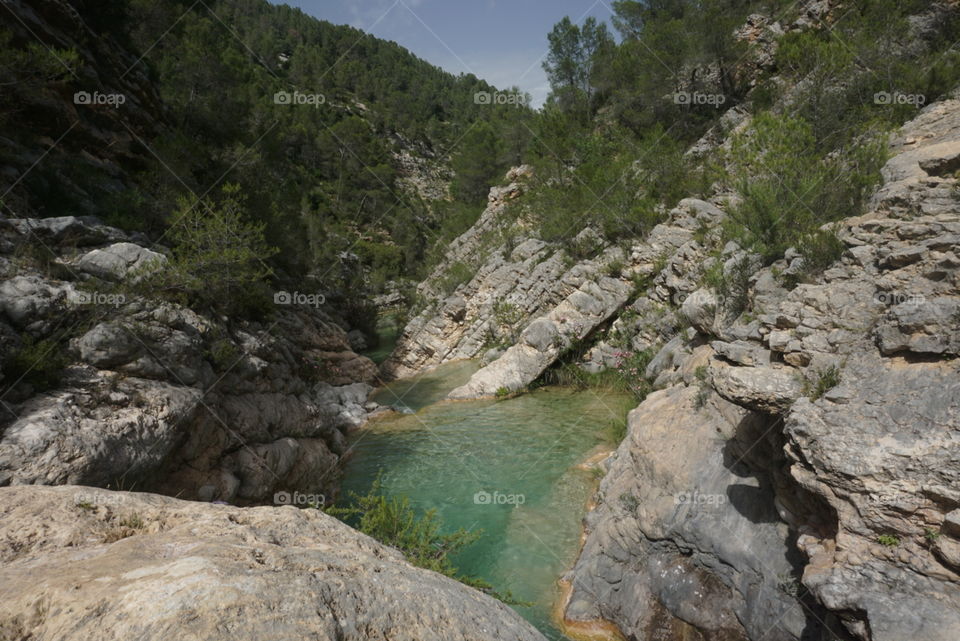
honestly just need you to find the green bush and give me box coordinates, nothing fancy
[724,112,886,265]
[783,227,847,288]
[3,334,70,390]
[877,534,901,547]
[329,479,522,604]
[141,184,277,315]
[801,364,842,401]
[437,261,473,295]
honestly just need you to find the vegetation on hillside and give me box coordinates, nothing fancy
[514,0,960,277]
[0,0,534,321]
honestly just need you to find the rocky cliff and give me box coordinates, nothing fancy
[561,94,960,641]
[0,214,381,505]
[0,485,547,641]
[385,85,960,641]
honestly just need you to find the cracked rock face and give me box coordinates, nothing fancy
[0,215,379,505]
[0,485,548,641]
[561,92,960,640]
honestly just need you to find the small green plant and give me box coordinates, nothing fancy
[607,418,627,443]
[776,572,803,597]
[438,260,474,295]
[120,514,145,530]
[694,365,711,409]
[782,228,846,289]
[924,527,941,543]
[494,386,511,399]
[619,492,639,512]
[877,534,900,547]
[604,258,626,278]
[491,302,524,344]
[76,501,95,511]
[206,338,240,371]
[328,478,524,604]
[802,364,842,400]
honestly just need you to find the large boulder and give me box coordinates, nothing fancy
[562,385,814,641]
[74,242,166,282]
[0,485,548,641]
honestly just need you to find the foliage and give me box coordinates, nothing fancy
[782,228,847,288]
[724,113,886,265]
[438,261,474,296]
[491,302,525,344]
[329,478,523,604]
[520,121,704,244]
[801,365,842,401]
[2,334,70,391]
[876,534,901,547]
[140,184,277,314]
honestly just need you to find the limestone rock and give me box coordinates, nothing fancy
[0,485,547,641]
[74,242,166,281]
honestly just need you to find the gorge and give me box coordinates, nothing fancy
[2,1,960,640]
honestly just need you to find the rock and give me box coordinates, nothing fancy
[448,277,631,398]
[0,378,202,487]
[74,242,166,281]
[0,485,547,641]
[480,347,504,365]
[347,329,368,352]
[680,288,717,334]
[521,318,558,351]
[782,355,960,640]
[709,359,802,412]
[7,215,127,246]
[0,274,74,329]
[77,321,142,368]
[563,385,810,641]
[875,296,960,355]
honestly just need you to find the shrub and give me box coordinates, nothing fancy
[802,365,842,401]
[492,302,524,343]
[494,386,511,399]
[437,261,473,295]
[206,338,240,371]
[877,534,900,547]
[140,184,277,314]
[3,334,70,391]
[328,479,522,604]
[725,113,886,265]
[783,227,847,288]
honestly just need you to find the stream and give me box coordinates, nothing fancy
[339,360,635,639]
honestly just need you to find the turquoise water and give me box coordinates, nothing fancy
[340,360,634,639]
[361,314,403,365]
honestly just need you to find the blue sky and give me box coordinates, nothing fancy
[268,0,616,107]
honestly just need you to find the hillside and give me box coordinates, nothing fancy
[0,0,532,309]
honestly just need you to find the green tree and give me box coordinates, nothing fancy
[451,121,503,203]
[146,184,277,313]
